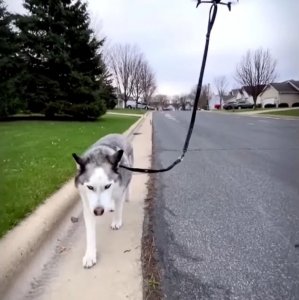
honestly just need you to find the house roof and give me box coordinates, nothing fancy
[242,85,266,95]
[223,94,235,103]
[223,95,232,101]
[289,80,299,91]
[270,81,299,94]
[230,89,240,96]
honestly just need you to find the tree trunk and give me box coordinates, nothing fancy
[253,96,257,110]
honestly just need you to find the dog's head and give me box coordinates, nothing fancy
[72,149,124,216]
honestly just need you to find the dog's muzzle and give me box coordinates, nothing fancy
[93,207,104,216]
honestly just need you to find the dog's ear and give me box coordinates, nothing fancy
[107,150,124,172]
[72,153,86,170]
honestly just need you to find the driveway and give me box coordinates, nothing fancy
[152,111,299,299]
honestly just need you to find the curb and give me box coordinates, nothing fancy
[107,111,146,117]
[248,114,299,121]
[208,110,299,120]
[123,112,148,138]
[0,112,149,296]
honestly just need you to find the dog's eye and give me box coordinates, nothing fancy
[104,184,111,190]
[87,185,94,191]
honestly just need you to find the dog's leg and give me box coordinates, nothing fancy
[82,203,97,268]
[106,196,115,212]
[111,193,125,230]
[125,186,130,202]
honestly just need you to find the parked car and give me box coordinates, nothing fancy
[162,106,174,111]
[126,100,144,109]
[126,100,154,110]
[223,101,254,110]
[146,105,155,110]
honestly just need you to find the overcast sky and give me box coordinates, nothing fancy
[6,0,299,96]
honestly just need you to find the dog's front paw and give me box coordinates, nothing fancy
[82,251,96,268]
[111,220,122,230]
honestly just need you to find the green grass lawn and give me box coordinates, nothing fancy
[0,114,139,238]
[108,108,146,115]
[260,109,299,117]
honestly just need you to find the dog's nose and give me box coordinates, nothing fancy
[93,207,104,216]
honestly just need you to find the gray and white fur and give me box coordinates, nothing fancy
[72,134,134,268]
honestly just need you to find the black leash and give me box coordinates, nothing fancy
[120,0,234,174]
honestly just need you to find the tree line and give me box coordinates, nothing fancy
[150,47,276,111]
[215,48,277,108]
[0,0,116,119]
[1,0,276,119]
[106,44,156,108]
[151,84,210,111]
[0,0,158,119]
[0,0,148,119]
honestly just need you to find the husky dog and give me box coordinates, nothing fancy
[72,134,133,268]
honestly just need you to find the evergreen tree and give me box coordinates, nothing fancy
[16,0,114,120]
[98,68,117,109]
[0,0,21,117]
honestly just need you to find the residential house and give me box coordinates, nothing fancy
[116,98,125,109]
[224,88,262,106]
[222,94,233,104]
[208,94,220,110]
[260,80,299,108]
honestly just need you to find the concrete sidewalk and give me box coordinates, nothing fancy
[1,113,152,300]
[107,111,145,117]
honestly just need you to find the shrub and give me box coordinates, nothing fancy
[64,101,106,120]
[105,98,117,109]
[278,103,289,108]
[44,102,62,117]
[264,104,276,108]
[0,97,19,117]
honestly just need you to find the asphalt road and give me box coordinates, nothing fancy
[152,111,299,300]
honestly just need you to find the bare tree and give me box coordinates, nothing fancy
[151,94,168,110]
[107,44,156,108]
[235,48,277,108]
[131,55,144,107]
[171,97,181,110]
[173,94,189,111]
[198,85,210,109]
[132,59,156,107]
[107,44,142,108]
[140,61,156,104]
[188,84,210,109]
[214,76,228,109]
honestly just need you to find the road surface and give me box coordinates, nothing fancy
[152,111,299,300]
